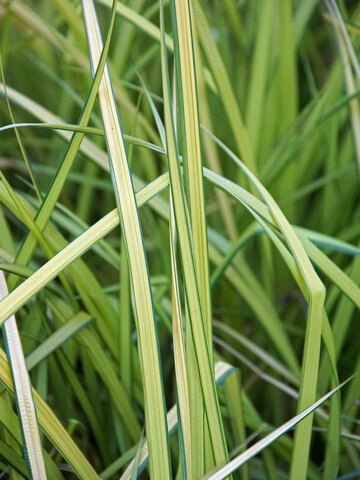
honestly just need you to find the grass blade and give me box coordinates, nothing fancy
[0,272,46,479]
[203,379,351,480]
[121,361,234,480]
[200,131,328,479]
[170,0,213,474]
[81,1,171,477]
[159,0,229,471]
[0,348,99,479]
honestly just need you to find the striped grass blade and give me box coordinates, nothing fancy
[0,271,46,479]
[81,1,171,477]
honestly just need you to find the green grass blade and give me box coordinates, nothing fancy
[191,0,256,173]
[170,198,191,476]
[5,0,118,293]
[203,379,351,480]
[245,0,273,154]
[0,440,28,478]
[0,395,64,479]
[0,122,165,155]
[25,314,91,371]
[2,2,360,477]
[170,0,211,333]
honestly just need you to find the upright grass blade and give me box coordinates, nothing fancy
[170,0,211,336]
[81,1,171,477]
[170,0,212,475]
[245,0,273,155]
[121,362,234,480]
[191,0,256,173]
[0,272,46,479]
[189,1,277,297]
[275,1,298,134]
[266,2,298,220]
[192,21,237,242]
[159,0,229,471]
[325,0,360,178]
[169,198,191,476]
[222,370,249,480]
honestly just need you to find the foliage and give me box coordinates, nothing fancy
[0,0,359,478]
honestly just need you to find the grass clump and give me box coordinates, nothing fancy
[0,0,360,479]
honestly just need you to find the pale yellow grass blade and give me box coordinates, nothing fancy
[0,272,46,479]
[81,1,171,477]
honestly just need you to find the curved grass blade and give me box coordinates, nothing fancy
[204,161,344,479]
[0,83,108,171]
[0,122,165,155]
[200,131,328,480]
[203,167,360,308]
[203,162,357,454]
